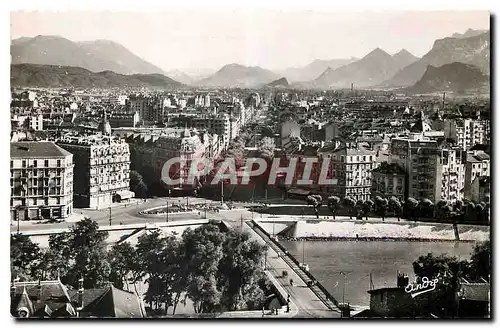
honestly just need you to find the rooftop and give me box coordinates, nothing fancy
[11,141,72,158]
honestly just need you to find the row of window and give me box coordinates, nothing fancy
[12,159,62,168]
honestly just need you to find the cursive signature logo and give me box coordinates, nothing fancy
[405,276,439,298]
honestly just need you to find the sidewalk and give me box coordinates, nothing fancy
[241,221,338,318]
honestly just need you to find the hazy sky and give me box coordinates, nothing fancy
[11,10,490,72]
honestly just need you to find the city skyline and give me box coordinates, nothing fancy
[11,10,490,73]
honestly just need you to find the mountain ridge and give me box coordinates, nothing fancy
[11,63,183,89]
[11,35,166,76]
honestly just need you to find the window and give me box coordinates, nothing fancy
[10,161,13,168]
[22,160,26,168]
[33,160,37,167]
[44,160,49,167]
[57,160,61,167]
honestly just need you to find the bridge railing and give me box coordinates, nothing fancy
[251,220,340,311]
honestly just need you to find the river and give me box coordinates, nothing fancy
[279,240,477,307]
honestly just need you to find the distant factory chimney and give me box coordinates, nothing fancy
[351,83,354,92]
[442,92,446,110]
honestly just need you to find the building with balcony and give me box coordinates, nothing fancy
[57,135,133,209]
[122,127,216,192]
[371,162,406,201]
[10,142,74,221]
[318,141,376,201]
[464,151,490,200]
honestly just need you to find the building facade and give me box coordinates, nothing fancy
[58,135,133,209]
[371,162,406,201]
[10,142,74,221]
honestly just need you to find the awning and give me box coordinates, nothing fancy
[116,190,134,200]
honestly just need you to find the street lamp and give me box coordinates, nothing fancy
[109,206,112,226]
[166,201,169,223]
[340,272,347,316]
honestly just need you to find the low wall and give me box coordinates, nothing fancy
[280,220,489,242]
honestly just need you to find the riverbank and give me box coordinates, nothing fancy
[255,220,489,242]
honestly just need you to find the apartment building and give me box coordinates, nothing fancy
[124,127,216,191]
[444,118,491,150]
[371,162,406,201]
[108,112,140,128]
[318,142,376,201]
[57,135,133,208]
[464,150,490,200]
[10,142,74,221]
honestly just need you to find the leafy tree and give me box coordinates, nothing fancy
[467,240,491,282]
[375,196,389,221]
[404,198,418,221]
[363,199,374,220]
[217,230,267,311]
[45,218,111,289]
[182,224,225,313]
[419,198,434,218]
[327,196,340,220]
[343,196,356,219]
[436,200,451,221]
[108,242,138,290]
[135,180,148,198]
[306,194,323,219]
[412,253,467,317]
[475,203,485,222]
[257,137,275,163]
[130,170,143,191]
[389,197,402,221]
[355,199,364,220]
[11,234,42,280]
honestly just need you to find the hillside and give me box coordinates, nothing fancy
[11,64,183,89]
[312,48,413,89]
[278,58,358,82]
[11,35,166,75]
[405,62,489,94]
[380,31,490,88]
[197,63,280,88]
[264,77,289,88]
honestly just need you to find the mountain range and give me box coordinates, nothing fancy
[379,30,490,88]
[405,62,489,94]
[11,64,183,89]
[196,63,280,88]
[264,77,289,88]
[11,35,166,75]
[276,58,359,82]
[310,48,419,89]
[10,29,490,92]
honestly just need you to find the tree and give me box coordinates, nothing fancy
[217,230,267,311]
[355,199,364,220]
[306,194,323,219]
[404,197,418,221]
[467,240,491,282]
[389,197,402,221]
[419,198,434,218]
[135,180,148,199]
[375,196,389,221]
[412,253,467,317]
[436,200,451,221]
[363,199,374,220]
[108,242,138,290]
[182,224,226,313]
[343,196,356,219]
[475,203,485,222]
[327,196,340,220]
[257,137,275,163]
[45,218,111,289]
[11,234,42,280]
[130,170,143,192]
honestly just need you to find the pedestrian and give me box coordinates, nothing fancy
[262,307,265,317]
